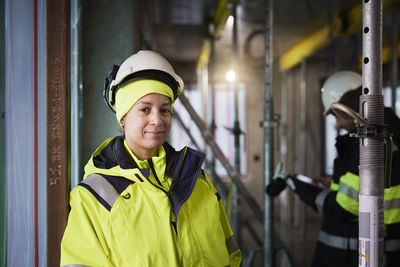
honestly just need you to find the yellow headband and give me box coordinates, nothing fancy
[115,79,174,124]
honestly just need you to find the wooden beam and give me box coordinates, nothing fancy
[46,0,70,265]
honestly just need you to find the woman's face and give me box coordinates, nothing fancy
[335,116,356,132]
[121,93,172,160]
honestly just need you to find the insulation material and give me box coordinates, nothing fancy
[6,0,36,265]
[5,0,47,266]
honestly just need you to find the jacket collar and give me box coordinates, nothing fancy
[111,137,203,184]
[93,136,206,220]
[167,145,206,220]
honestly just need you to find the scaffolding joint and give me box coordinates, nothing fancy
[259,119,278,128]
[352,124,393,188]
[203,129,214,140]
[351,124,389,139]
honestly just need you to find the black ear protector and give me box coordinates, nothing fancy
[103,64,120,112]
[103,65,180,113]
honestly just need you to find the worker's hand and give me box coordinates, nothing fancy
[266,162,295,197]
[266,177,288,197]
[312,176,332,189]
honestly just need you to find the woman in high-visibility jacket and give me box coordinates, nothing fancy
[60,50,242,267]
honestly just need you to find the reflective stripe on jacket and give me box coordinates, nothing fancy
[60,136,241,266]
[309,111,400,267]
[318,230,400,252]
[337,171,400,224]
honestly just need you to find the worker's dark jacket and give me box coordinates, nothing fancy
[293,108,400,267]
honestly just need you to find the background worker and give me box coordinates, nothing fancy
[60,50,241,266]
[267,70,400,267]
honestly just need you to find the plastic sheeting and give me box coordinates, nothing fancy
[6,0,47,266]
[0,0,7,265]
[37,0,47,265]
[6,0,36,263]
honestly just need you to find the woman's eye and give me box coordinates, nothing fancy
[161,108,170,114]
[140,107,149,112]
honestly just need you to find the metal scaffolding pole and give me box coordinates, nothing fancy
[298,59,307,242]
[359,1,385,266]
[71,0,83,188]
[210,36,218,184]
[391,5,398,111]
[263,0,274,266]
[230,1,240,238]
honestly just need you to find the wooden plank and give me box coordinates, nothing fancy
[46,0,70,265]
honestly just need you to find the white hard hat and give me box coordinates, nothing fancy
[104,50,184,112]
[321,70,362,115]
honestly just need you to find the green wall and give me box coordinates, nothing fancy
[81,0,136,176]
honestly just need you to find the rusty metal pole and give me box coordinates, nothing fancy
[359,0,384,266]
[46,0,70,265]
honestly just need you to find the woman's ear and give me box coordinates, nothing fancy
[120,117,125,128]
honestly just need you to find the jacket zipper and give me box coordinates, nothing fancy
[147,159,164,187]
[146,164,188,266]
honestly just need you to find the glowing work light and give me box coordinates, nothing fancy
[226,70,236,82]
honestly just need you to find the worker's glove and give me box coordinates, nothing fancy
[266,162,296,197]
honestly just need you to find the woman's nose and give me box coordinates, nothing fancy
[150,110,162,125]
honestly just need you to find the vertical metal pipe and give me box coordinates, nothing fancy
[299,59,307,241]
[71,0,82,188]
[391,5,398,111]
[359,1,384,266]
[263,0,274,266]
[209,36,217,183]
[231,1,240,238]
[279,72,290,225]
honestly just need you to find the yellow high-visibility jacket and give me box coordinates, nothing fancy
[60,136,241,267]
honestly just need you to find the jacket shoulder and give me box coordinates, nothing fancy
[76,173,135,211]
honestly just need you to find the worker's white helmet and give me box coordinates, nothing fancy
[321,71,362,115]
[104,50,184,112]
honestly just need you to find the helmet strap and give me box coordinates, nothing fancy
[103,64,120,112]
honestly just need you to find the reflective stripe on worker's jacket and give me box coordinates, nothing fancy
[336,171,400,224]
[318,230,400,252]
[61,136,241,267]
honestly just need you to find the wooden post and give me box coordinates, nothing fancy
[46,0,70,265]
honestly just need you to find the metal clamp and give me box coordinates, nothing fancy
[259,120,279,128]
[351,124,388,139]
[330,102,393,188]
